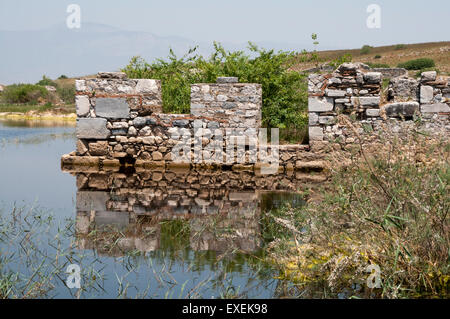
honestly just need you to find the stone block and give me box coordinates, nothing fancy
[420,85,434,104]
[133,117,157,127]
[89,141,109,156]
[76,118,109,139]
[95,98,130,119]
[383,102,419,118]
[76,139,88,155]
[421,71,437,82]
[318,116,336,124]
[217,77,238,83]
[152,151,163,161]
[325,89,346,97]
[94,211,129,229]
[335,98,350,103]
[76,191,109,211]
[191,103,205,116]
[173,119,190,127]
[351,96,380,107]
[76,95,90,117]
[421,103,450,113]
[366,109,380,117]
[135,79,160,93]
[75,80,86,92]
[308,97,334,112]
[309,112,319,125]
[309,126,323,141]
[97,72,127,79]
[363,72,382,83]
[223,102,237,109]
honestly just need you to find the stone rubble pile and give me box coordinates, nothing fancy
[308,62,382,141]
[308,64,450,143]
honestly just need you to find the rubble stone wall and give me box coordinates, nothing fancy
[68,72,325,171]
[308,64,450,144]
[66,63,449,173]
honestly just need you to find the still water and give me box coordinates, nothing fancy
[0,119,305,299]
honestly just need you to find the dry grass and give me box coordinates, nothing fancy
[291,41,450,75]
[265,119,450,299]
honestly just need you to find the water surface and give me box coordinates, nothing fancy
[0,119,306,298]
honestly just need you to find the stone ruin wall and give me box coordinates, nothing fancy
[63,63,449,173]
[371,67,408,79]
[64,72,324,172]
[307,63,450,158]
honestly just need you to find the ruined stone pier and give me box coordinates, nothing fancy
[62,63,449,174]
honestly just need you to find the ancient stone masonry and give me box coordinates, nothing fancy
[190,77,262,129]
[418,71,450,115]
[372,67,408,79]
[308,63,450,145]
[64,63,449,174]
[65,72,326,172]
[308,62,383,141]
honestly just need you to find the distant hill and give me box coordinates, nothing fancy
[0,23,311,85]
[0,23,203,84]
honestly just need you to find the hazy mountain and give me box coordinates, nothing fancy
[0,23,313,85]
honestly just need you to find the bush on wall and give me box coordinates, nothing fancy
[122,42,308,130]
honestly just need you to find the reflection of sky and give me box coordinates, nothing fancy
[0,120,77,213]
[0,120,279,298]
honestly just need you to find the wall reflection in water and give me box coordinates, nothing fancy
[64,167,309,257]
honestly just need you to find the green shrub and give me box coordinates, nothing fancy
[58,75,68,79]
[395,44,406,50]
[328,53,353,69]
[36,75,57,87]
[1,84,48,104]
[265,133,449,298]
[374,54,382,59]
[122,42,308,130]
[56,86,75,104]
[398,58,435,70]
[360,45,373,55]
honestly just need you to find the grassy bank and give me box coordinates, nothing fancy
[263,137,449,298]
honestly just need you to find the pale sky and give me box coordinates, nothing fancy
[1,0,449,49]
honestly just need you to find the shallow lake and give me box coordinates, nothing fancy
[0,119,306,299]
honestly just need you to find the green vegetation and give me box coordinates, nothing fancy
[264,132,449,298]
[416,67,440,78]
[398,58,435,70]
[0,75,76,115]
[374,54,382,59]
[36,75,57,87]
[328,53,353,69]
[360,45,373,55]
[1,84,48,104]
[0,205,270,299]
[56,85,75,104]
[122,42,308,130]
[0,103,54,113]
[395,44,407,50]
